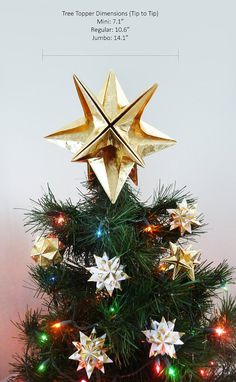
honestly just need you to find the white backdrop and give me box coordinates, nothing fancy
[1,0,236,378]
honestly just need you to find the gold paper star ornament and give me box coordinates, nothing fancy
[162,242,201,281]
[31,236,62,268]
[168,199,202,235]
[46,72,176,203]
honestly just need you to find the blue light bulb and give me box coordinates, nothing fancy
[48,275,56,284]
[96,228,102,238]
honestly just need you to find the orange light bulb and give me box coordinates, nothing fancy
[159,264,167,272]
[215,326,226,336]
[52,322,61,329]
[144,225,153,233]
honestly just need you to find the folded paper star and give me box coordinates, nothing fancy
[142,317,184,358]
[69,328,113,379]
[46,72,176,203]
[162,242,201,281]
[31,236,62,268]
[86,252,129,296]
[167,199,201,235]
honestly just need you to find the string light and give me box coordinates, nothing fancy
[159,263,168,272]
[144,225,154,233]
[207,325,227,338]
[109,301,119,315]
[96,228,102,238]
[143,224,159,235]
[215,326,226,337]
[38,332,49,344]
[199,367,211,378]
[199,368,207,377]
[52,322,61,329]
[37,363,46,373]
[155,363,162,375]
[191,328,196,336]
[54,213,66,226]
[51,320,74,330]
[40,333,48,342]
[167,366,177,378]
[199,364,216,379]
[221,283,228,291]
[49,212,68,230]
[37,359,49,373]
[49,275,56,283]
[220,280,228,291]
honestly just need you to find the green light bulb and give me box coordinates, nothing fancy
[37,358,49,373]
[40,333,48,342]
[38,332,49,344]
[37,363,46,373]
[221,282,228,291]
[168,366,176,377]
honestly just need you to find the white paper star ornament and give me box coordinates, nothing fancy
[69,328,113,379]
[167,198,201,235]
[86,252,129,296]
[142,317,184,358]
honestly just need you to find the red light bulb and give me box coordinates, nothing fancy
[55,213,66,226]
[200,368,206,377]
[154,363,162,375]
[199,368,210,379]
[50,212,69,229]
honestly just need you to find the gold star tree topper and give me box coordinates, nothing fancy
[69,328,113,379]
[31,236,62,268]
[167,198,202,235]
[162,242,201,281]
[46,72,176,203]
[142,317,184,358]
[86,252,129,296]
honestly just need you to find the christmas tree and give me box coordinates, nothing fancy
[11,73,236,382]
